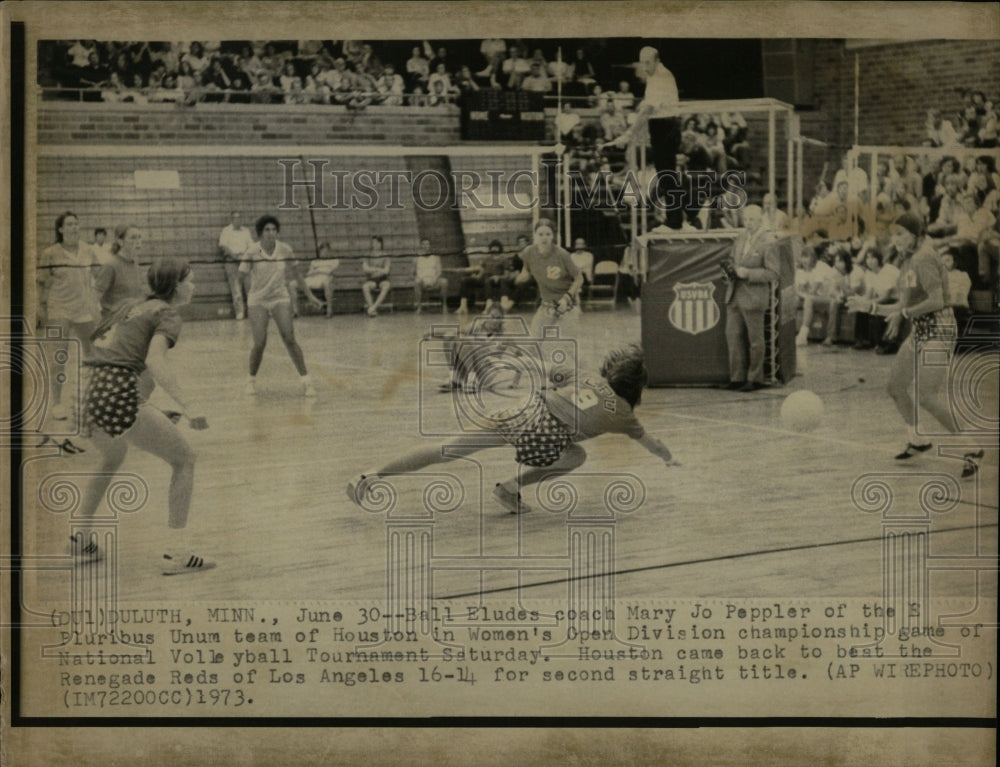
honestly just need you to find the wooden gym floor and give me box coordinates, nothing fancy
[22,307,998,607]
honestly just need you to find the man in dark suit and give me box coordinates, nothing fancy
[724,204,780,391]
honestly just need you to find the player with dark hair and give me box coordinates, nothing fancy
[240,214,321,396]
[847,212,981,478]
[348,344,678,514]
[73,259,216,574]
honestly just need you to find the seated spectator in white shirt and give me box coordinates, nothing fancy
[414,239,449,314]
[612,81,635,111]
[375,63,405,105]
[406,46,430,90]
[599,103,627,142]
[570,238,595,305]
[926,109,960,148]
[927,174,964,238]
[520,63,551,94]
[427,63,454,95]
[942,248,973,332]
[304,242,340,318]
[502,46,531,90]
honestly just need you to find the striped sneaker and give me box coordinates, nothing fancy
[961,449,984,480]
[493,484,531,515]
[162,553,216,576]
[69,533,102,563]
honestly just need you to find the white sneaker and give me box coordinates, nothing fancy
[162,553,216,576]
[367,305,378,317]
[795,331,809,347]
[493,484,531,514]
[235,308,246,320]
[244,379,256,396]
[302,380,317,397]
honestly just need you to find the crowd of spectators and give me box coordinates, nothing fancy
[925,89,999,149]
[38,39,630,108]
[792,147,999,349]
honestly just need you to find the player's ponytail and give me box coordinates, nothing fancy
[147,259,192,303]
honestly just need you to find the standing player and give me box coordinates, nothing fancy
[515,218,583,338]
[74,259,215,574]
[218,210,254,319]
[241,215,321,396]
[846,213,981,478]
[37,212,99,423]
[95,224,147,319]
[348,345,677,514]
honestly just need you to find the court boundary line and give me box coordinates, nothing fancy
[438,522,1000,600]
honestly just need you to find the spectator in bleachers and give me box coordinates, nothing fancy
[376,63,406,105]
[798,245,851,348]
[126,42,153,85]
[428,45,452,77]
[78,50,110,91]
[570,238,595,306]
[858,245,900,353]
[570,47,596,86]
[721,112,750,169]
[702,122,727,173]
[926,109,960,148]
[150,72,183,103]
[177,59,198,93]
[454,66,480,96]
[762,193,789,233]
[599,102,626,142]
[979,101,998,147]
[181,41,209,78]
[479,38,506,71]
[502,45,531,90]
[414,239,449,314]
[794,243,836,346]
[406,45,430,91]
[888,152,922,208]
[547,54,571,86]
[93,227,112,264]
[427,78,456,106]
[520,62,551,94]
[149,42,179,77]
[427,63,454,95]
[237,44,264,81]
[278,61,301,99]
[588,83,608,110]
[362,236,392,317]
[927,173,963,237]
[969,155,1000,199]
[304,242,339,319]
[259,42,286,80]
[612,81,635,112]
[68,40,96,69]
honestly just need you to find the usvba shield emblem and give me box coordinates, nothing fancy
[668,282,720,335]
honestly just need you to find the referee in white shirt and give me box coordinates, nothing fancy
[608,46,684,228]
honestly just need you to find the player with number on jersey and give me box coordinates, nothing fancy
[347,344,678,514]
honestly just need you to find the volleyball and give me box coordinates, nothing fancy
[780,390,824,433]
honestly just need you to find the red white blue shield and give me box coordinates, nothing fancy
[668,282,720,335]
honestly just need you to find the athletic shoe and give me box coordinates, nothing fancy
[69,533,102,563]
[236,309,246,320]
[244,379,256,396]
[493,483,531,515]
[961,449,984,480]
[162,553,216,576]
[302,381,317,397]
[367,306,378,317]
[895,442,933,460]
[346,473,378,506]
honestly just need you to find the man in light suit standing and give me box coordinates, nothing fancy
[724,204,780,392]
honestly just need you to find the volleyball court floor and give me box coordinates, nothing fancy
[25,307,998,607]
